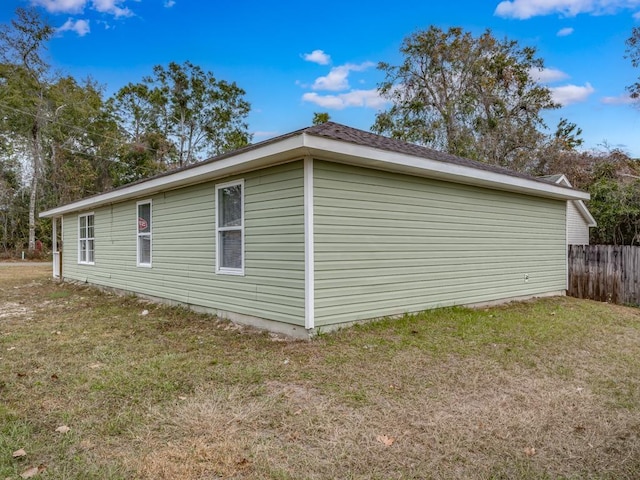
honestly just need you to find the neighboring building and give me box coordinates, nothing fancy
[540,174,597,245]
[40,123,590,337]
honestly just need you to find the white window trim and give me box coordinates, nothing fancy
[78,212,95,265]
[136,199,152,268]
[215,179,245,276]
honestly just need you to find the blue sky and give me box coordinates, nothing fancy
[1,0,640,157]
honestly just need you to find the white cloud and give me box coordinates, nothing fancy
[32,0,133,17]
[550,83,595,105]
[302,89,387,110]
[557,27,574,36]
[303,49,331,65]
[91,0,133,17]
[31,0,86,14]
[57,18,90,36]
[634,9,640,17]
[530,67,569,83]
[601,93,637,104]
[495,0,640,19]
[312,62,375,91]
[164,0,176,7]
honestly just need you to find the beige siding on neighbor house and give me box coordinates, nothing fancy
[313,160,567,327]
[62,161,305,326]
[567,201,590,245]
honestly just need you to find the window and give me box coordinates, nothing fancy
[137,200,152,267]
[215,180,244,275]
[78,213,95,264]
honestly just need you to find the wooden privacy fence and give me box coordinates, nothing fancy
[568,245,640,305]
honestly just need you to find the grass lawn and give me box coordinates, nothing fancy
[1,265,640,479]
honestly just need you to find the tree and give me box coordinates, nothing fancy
[111,61,252,170]
[0,145,21,252]
[626,27,640,100]
[0,7,54,252]
[532,118,584,177]
[588,159,640,245]
[42,76,121,205]
[372,26,558,170]
[110,132,174,187]
[312,112,330,125]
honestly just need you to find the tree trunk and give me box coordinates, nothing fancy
[28,129,41,252]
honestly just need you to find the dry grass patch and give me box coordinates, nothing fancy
[1,266,640,479]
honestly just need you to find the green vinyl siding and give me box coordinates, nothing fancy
[313,160,566,327]
[61,161,305,326]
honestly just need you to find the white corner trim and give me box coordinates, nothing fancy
[304,156,315,330]
[565,202,569,290]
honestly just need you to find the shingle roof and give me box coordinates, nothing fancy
[41,121,584,218]
[538,174,565,183]
[102,121,555,193]
[302,122,550,185]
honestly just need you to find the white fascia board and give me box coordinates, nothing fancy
[553,176,596,226]
[40,135,308,218]
[575,200,597,227]
[302,134,590,201]
[555,175,572,188]
[40,131,590,218]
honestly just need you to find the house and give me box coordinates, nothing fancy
[539,174,596,245]
[40,123,590,337]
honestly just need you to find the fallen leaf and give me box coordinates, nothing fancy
[88,363,103,369]
[20,465,45,479]
[524,446,536,457]
[16,372,27,377]
[7,347,15,351]
[55,425,71,434]
[178,396,187,401]
[376,434,395,446]
[50,374,58,381]
[12,448,26,458]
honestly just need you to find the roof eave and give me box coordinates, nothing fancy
[40,131,589,218]
[303,134,590,201]
[574,199,598,227]
[40,135,309,218]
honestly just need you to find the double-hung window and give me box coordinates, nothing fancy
[215,180,244,275]
[137,200,152,267]
[78,213,95,264]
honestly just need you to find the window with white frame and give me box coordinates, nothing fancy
[137,200,152,267]
[78,213,95,264]
[215,180,244,275]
